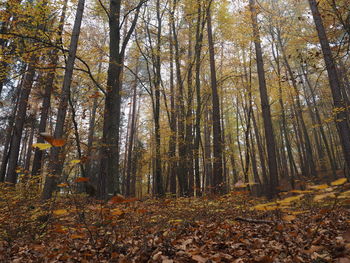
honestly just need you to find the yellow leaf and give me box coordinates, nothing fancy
[278,195,304,204]
[71,234,84,239]
[70,159,81,165]
[253,202,278,211]
[291,211,306,215]
[283,215,296,222]
[310,184,329,190]
[290,190,313,194]
[314,193,335,202]
[111,208,124,216]
[32,143,52,150]
[331,178,347,186]
[339,190,350,198]
[53,209,68,216]
[168,219,183,224]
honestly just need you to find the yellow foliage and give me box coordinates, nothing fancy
[330,178,347,186]
[111,208,124,216]
[283,215,296,222]
[309,184,329,190]
[32,143,52,150]
[53,209,68,216]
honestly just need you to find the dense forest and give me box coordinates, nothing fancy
[0,0,350,262]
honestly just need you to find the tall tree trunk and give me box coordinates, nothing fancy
[186,26,194,196]
[172,0,188,196]
[0,85,20,182]
[6,57,37,183]
[308,0,350,178]
[126,63,139,196]
[98,0,143,199]
[207,8,224,193]
[277,30,316,178]
[31,0,68,177]
[249,0,278,198]
[168,20,177,195]
[42,0,85,199]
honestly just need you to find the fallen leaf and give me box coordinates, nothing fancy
[111,208,124,216]
[53,209,68,216]
[283,215,296,222]
[331,178,347,186]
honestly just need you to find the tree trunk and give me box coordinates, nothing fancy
[308,0,350,178]
[6,58,36,184]
[126,64,139,196]
[207,8,224,194]
[42,0,85,199]
[31,0,68,177]
[249,0,278,198]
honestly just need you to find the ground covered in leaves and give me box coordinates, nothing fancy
[0,180,349,262]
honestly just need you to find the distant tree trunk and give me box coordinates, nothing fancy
[276,30,316,178]
[249,0,278,198]
[42,0,85,199]
[207,8,224,194]
[24,113,36,171]
[126,64,139,197]
[0,86,20,182]
[186,26,194,196]
[31,0,68,177]
[98,1,143,199]
[6,57,37,184]
[204,106,213,191]
[193,0,207,197]
[172,0,188,196]
[308,0,350,178]
[152,0,164,197]
[168,20,177,196]
[85,62,102,183]
[301,64,337,177]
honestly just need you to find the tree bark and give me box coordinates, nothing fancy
[42,0,85,199]
[207,7,224,194]
[249,0,278,198]
[308,0,350,178]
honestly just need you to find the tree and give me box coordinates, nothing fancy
[308,0,350,179]
[42,0,86,199]
[249,0,278,198]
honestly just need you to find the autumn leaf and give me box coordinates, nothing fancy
[39,132,66,147]
[57,183,68,187]
[53,209,68,216]
[75,177,89,183]
[70,159,81,165]
[278,195,304,204]
[32,143,52,150]
[109,194,125,204]
[71,234,85,239]
[314,193,335,202]
[331,178,347,186]
[111,208,124,216]
[309,184,329,190]
[282,215,296,222]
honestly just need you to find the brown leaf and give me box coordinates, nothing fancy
[343,229,350,242]
[192,255,208,263]
[75,177,89,183]
[338,258,350,263]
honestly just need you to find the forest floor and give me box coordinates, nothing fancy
[0,180,349,263]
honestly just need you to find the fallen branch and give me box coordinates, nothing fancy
[234,217,273,224]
